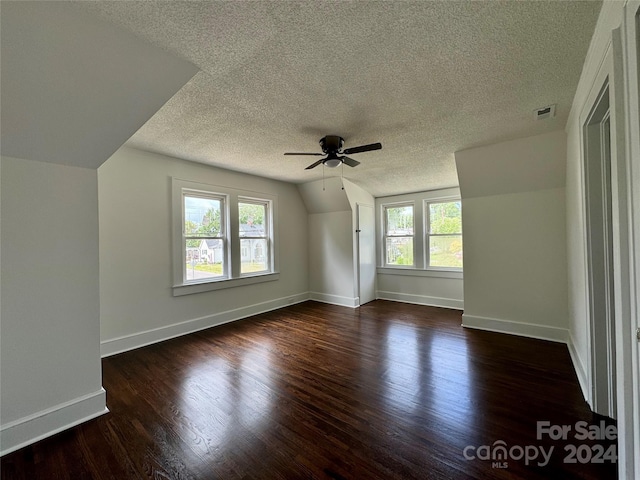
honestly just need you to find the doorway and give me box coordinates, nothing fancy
[583,82,617,418]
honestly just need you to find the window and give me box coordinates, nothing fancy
[239,199,269,275]
[172,178,278,296]
[378,189,462,276]
[426,201,462,268]
[184,193,226,280]
[384,203,414,266]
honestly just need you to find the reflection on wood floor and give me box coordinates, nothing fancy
[1,300,617,479]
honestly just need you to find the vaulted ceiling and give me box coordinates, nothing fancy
[8,1,603,197]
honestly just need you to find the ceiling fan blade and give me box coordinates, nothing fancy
[284,152,323,156]
[342,156,360,167]
[305,158,326,170]
[342,142,382,155]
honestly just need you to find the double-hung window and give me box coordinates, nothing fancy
[425,200,463,268]
[239,199,270,275]
[172,178,278,295]
[184,193,227,280]
[378,189,462,276]
[384,203,414,266]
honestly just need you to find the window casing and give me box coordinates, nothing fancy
[384,203,415,266]
[172,178,278,296]
[239,199,270,275]
[425,200,463,269]
[183,192,227,281]
[378,189,462,276]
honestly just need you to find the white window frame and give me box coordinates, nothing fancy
[171,178,279,296]
[238,197,271,276]
[424,199,463,271]
[377,188,463,278]
[183,190,229,280]
[383,202,415,267]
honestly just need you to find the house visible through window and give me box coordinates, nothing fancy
[184,194,226,281]
[384,204,414,266]
[426,201,462,268]
[239,200,269,275]
[172,178,278,295]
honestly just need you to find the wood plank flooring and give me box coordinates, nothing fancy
[1,301,617,479]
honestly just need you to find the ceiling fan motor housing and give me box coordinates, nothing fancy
[320,135,344,153]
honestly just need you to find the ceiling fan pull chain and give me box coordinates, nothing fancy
[322,164,325,191]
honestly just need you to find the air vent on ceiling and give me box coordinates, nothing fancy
[534,104,556,120]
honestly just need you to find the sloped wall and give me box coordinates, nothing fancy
[0,2,197,455]
[0,1,197,168]
[455,130,569,342]
[299,177,357,306]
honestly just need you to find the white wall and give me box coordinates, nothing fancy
[460,188,569,340]
[375,188,464,310]
[343,179,376,302]
[565,1,639,477]
[308,211,356,306]
[377,274,463,310]
[299,177,358,307]
[98,147,309,355]
[0,156,106,455]
[456,131,569,342]
[565,0,626,405]
[297,176,351,214]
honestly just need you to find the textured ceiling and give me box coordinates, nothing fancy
[76,0,601,197]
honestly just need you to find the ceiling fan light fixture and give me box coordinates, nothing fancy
[286,135,381,170]
[324,158,342,168]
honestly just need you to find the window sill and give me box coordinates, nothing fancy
[172,272,280,296]
[377,267,463,279]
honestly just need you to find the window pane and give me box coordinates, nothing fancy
[241,238,268,273]
[386,205,414,235]
[386,237,414,265]
[429,235,463,268]
[239,202,266,237]
[184,196,222,237]
[185,239,224,280]
[429,201,462,234]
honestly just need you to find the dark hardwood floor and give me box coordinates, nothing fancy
[1,300,616,479]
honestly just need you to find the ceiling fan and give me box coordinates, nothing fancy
[284,135,382,170]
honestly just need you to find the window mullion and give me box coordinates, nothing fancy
[228,194,239,279]
[173,178,278,294]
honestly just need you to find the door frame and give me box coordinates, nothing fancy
[582,79,617,418]
[616,2,640,476]
[356,203,376,305]
[578,4,640,477]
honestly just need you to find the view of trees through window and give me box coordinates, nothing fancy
[239,201,268,274]
[184,195,224,280]
[385,205,414,265]
[428,201,462,268]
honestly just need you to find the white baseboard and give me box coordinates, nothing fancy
[377,291,464,310]
[0,388,108,457]
[101,292,310,357]
[567,330,591,406]
[462,314,569,343]
[309,292,359,308]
